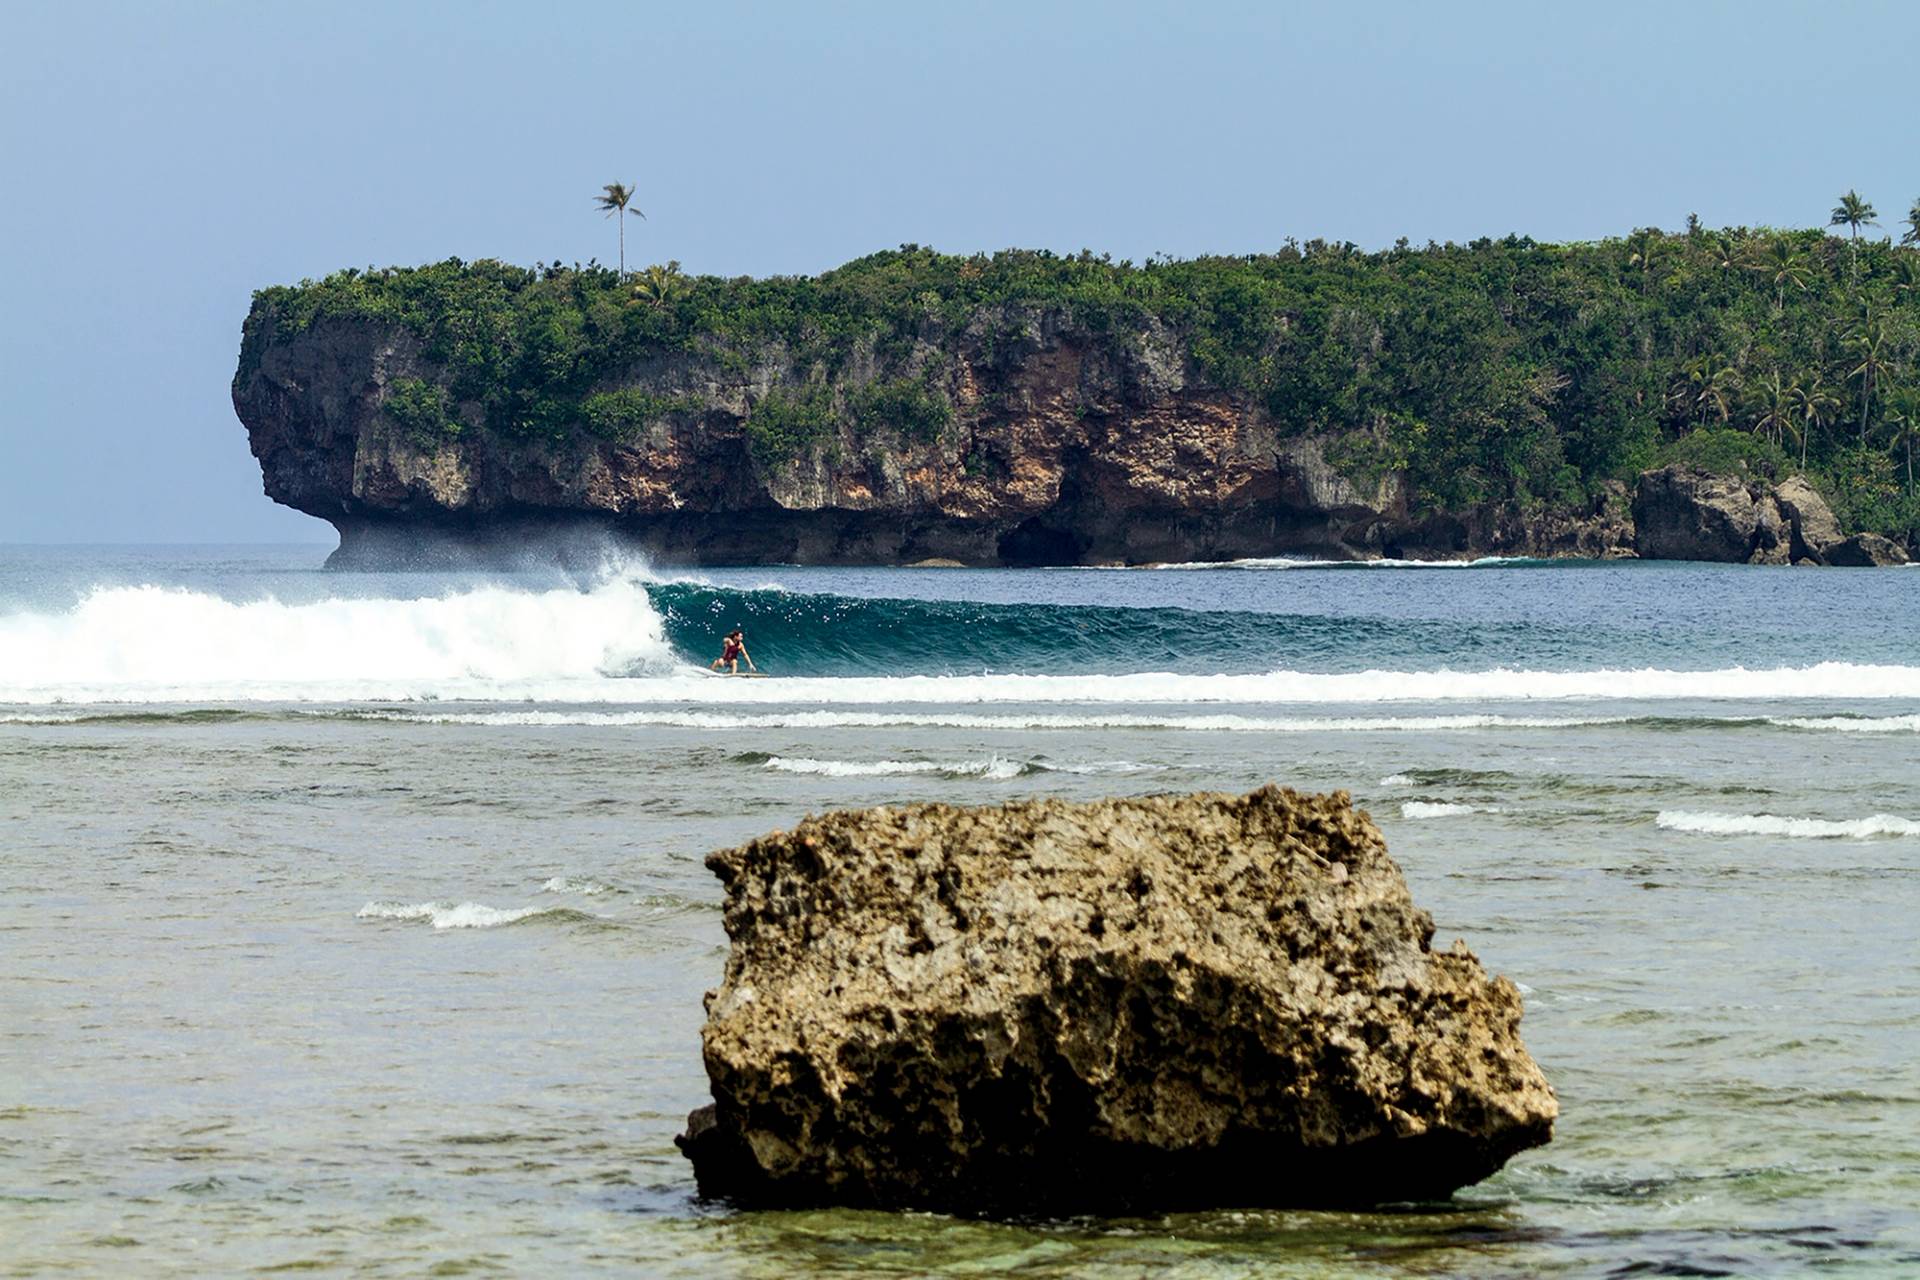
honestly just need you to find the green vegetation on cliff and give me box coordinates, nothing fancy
[240,212,1920,536]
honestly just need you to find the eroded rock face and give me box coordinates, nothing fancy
[234,307,1637,566]
[1773,476,1845,562]
[677,786,1556,1215]
[1632,466,1762,561]
[1825,531,1910,567]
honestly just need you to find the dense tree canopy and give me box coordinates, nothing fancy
[242,211,1920,537]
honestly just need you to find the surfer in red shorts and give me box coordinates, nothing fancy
[710,627,756,674]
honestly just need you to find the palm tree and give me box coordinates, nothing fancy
[1703,230,1741,272]
[1788,376,1838,469]
[595,182,645,277]
[628,260,688,308]
[1886,386,1920,496]
[1747,368,1794,448]
[1626,228,1662,295]
[1895,254,1920,301]
[1673,354,1740,428]
[1847,318,1891,442]
[1904,197,1920,247]
[1752,238,1812,313]
[1829,189,1878,288]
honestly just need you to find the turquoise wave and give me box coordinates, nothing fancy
[645,583,1592,676]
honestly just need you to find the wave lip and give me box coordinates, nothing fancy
[357,899,572,929]
[1656,810,1920,839]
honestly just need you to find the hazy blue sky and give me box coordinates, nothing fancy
[3,0,1916,542]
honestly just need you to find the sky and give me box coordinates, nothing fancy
[2,0,1917,543]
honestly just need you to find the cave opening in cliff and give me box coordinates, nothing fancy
[996,517,1085,567]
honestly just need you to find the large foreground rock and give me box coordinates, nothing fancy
[677,787,1556,1215]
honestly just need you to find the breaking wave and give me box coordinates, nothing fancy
[361,709,1637,732]
[356,900,586,929]
[1400,801,1502,819]
[5,571,1920,706]
[750,753,1161,779]
[1655,811,1920,839]
[0,578,676,704]
[1768,714,1920,733]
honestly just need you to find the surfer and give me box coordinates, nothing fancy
[710,627,756,674]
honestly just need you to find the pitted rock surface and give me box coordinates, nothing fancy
[677,786,1556,1214]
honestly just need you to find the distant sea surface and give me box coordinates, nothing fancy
[4,544,1918,1277]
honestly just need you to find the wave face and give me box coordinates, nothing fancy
[5,566,1920,706]
[645,581,1565,676]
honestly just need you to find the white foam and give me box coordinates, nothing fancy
[1768,714,1920,733]
[758,754,1157,779]
[539,877,610,896]
[612,663,1920,706]
[1655,811,1920,839]
[1400,801,1498,819]
[0,578,677,704]
[763,755,959,777]
[1378,773,1415,786]
[1147,555,1537,571]
[356,900,559,929]
[369,709,1629,732]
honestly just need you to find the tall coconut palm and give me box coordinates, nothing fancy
[595,182,645,277]
[1846,317,1891,442]
[1829,189,1878,288]
[1904,197,1920,248]
[1788,376,1838,469]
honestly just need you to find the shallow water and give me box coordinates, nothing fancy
[3,547,1918,1275]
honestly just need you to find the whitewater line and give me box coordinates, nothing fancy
[6,660,1918,706]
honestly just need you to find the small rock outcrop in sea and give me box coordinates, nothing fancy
[676,786,1557,1215]
[1631,465,1902,566]
[1823,530,1910,567]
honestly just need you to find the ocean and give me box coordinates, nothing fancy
[3,545,1917,1276]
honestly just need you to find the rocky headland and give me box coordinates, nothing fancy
[677,786,1556,1214]
[232,248,1917,568]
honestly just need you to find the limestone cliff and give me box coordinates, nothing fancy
[234,301,1621,567]
[232,270,1906,567]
